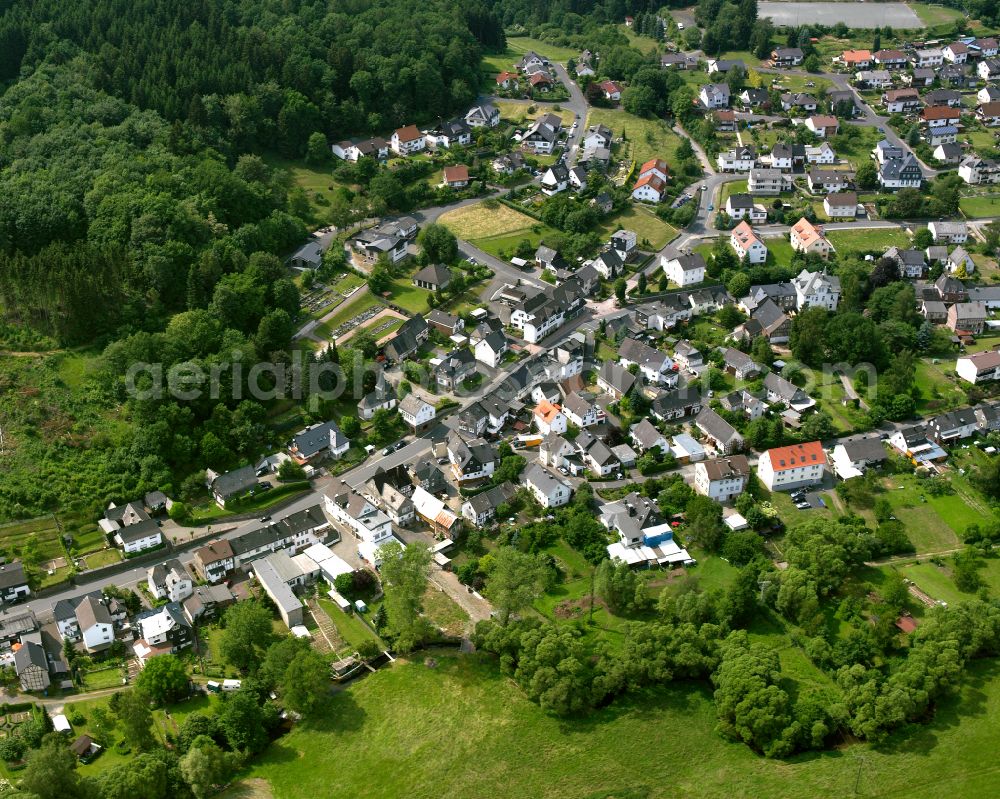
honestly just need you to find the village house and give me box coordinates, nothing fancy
[793,268,840,310]
[947,302,987,334]
[447,434,497,483]
[824,191,858,219]
[434,348,477,391]
[663,253,707,286]
[855,69,892,89]
[758,441,826,491]
[699,82,730,109]
[399,394,436,432]
[391,124,426,156]
[957,351,1000,384]
[331,137,390,162]
[748,167,786,195]
[790,219,834,260]
[597,361,637,400]
[630,418,669,453]
[466,103,500,128]
[0,562,30,605]
[288,420,350,464]
[147,560,193,604]
[879,154,923,190]
[461,483,516,528]
[717,145,757,172]
[830,436,888,479]
[929,220,969,243]
[840,49,872,69]
[694,455,751,502]
[358,372,398,420]
[873,49,907,69]
[805,115,839,138]
[883,87,921,113]
[730,221,768,264]
[442,165,470,188]
[725,193,767,222]
[943,42,969,63]
[695,408,744,455]
[619,337,678,385]
[772,47,804,67]
[525,464,573,508]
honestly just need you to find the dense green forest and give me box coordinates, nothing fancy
[0,0,495,143]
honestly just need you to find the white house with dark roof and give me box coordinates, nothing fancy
[694,455,751,502]
[0,562,30,604]
[288,420,350,463]
[525,464,573,508]
[147,560,193,604]
[662,253,706,286]
[474,330,509,368]
[206,465,257,507]
[399,394,436,432]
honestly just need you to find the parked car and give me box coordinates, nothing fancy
[259,515,271,522]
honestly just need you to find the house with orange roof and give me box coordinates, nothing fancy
[757,441,827,491]
[600,80,623,101]
[442,165,470,188]
[789,218,834,259]
[533,399,567,435]
[730,221,768,264]
[840,49,871,68]
[638,158,669,182]
[921,105,961,128]
[391,124,425,156]
[496,71,519,89]
[632,172,666,203]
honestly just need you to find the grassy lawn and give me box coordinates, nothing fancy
[881,477,962,555]
[620,25,660,55]
[717,50,763,68]
[826,227,911,255]
[495,102,575,127]
[263,154,341,224]
[386,277,431,315]
[829,127,883,169]
[469,224,561,260]
[248,650,1000,799]
[78,548,123,569]
[81,664,127,690]
[318,597,383,651]
[506,36,581,64]
[438,203,538,240]
[913,359,968,414]
[763,235,796,268]
[910,2,968,28]
[599,205,678,249]
[421,586,470,637]
[587,108,687,166]
[960,195,1000,219]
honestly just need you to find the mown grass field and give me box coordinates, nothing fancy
[960,195,1000,219]
[586,108,688,166]
[599,206,678,250]
[506,36,581,64]
[495,101,575,127]
[438,203,538,240]
[910,2,968,28]
[247,650,1000,799]
[826,227,911,255]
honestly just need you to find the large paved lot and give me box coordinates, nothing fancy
[759,1,923,28]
